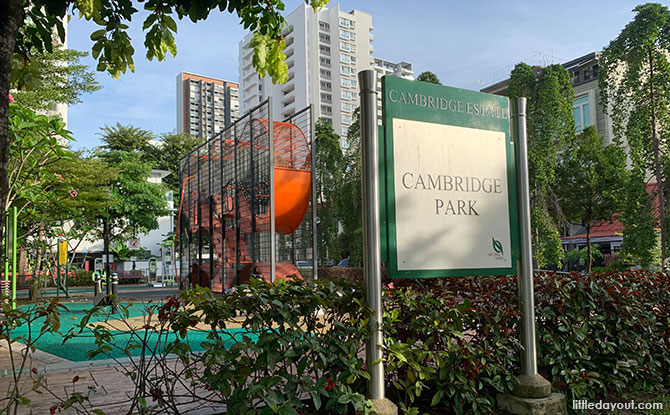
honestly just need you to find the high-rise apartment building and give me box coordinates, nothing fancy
[373,58,414,124]
[176,72,240,138]
[238,3,374,140]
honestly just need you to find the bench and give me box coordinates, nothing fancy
[117,270,145,285]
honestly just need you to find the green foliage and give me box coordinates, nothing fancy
[14,0,328,82]
[6,102,73,217]
[416,71,441,85]
[0,298,67,413]
[621,163,658,267]
[250,31,288,84]
[10,47,101,110]
[6,272,670,413]
[314,118,343,261]
[555,126,627,271]
[109,241,152,261]
[563,246,605,269]
[532,271,670,400]
[383,283,518,414]
[144,132,205,191]
[98,150,169,242]
[337,108,363,265]
[98,122,155,153]
[530,204,563,269]
[392,271,670,413]
[72,279,373,413]
[508,62,575,267]
[599,3,670,264]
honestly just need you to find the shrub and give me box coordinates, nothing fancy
[69,270,93,287]
[387,271,670,414]
[22,270,667,414]
[160,279,373,414]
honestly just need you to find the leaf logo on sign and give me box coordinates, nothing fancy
[492,237,503,255]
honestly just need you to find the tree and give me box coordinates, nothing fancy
[314,118,343,261]
[555,126,627,272]
[98,150,169,242]
[3,102,71,296]
[145,132,206,191]
[99,123,155,153]
[508,63,575,268]
[599,2,670,263]
[11,47,101,111]
[416,71,441,85]
[5,103,72,218]
[0,0,330,250]
[30,153,117,295]
[336,109,363,265]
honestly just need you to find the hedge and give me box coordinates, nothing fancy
[39,270,670,414]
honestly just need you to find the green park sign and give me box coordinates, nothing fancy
[380,76,520,278]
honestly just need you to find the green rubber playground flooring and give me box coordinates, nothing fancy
[12,302,253,362]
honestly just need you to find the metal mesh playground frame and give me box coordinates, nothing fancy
[178,100,317,293]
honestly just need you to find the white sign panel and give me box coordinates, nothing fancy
[392,118,512,270]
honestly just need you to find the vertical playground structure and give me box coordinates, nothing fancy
[178,100,317,292]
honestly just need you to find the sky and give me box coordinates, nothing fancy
[67,0,643,149]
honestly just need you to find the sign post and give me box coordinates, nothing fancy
[359,70,397,415]
[374,76,564,414]
[58,239,69,298]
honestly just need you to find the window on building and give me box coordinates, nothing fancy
[340,41,356,53]
[342,115,353,124]
[341,90,356,100]
[339,29,356,40]
[339,17,355,28]
[341,78,357,88]
[341,102,356,112]
[340,54,355,64]
[573,95,591,132]
[341,65,355,76]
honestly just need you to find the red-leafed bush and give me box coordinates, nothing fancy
[385,271,670,414]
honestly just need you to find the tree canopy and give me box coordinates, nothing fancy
[336,108,363,265]
[599,2,670,263]
[416,71,441,85]
[10,47,101,110]
[555,126,627,271]
[144,132,206,191]
[99,123,155,153]
[508,62,575,268]
[314,118,343,261]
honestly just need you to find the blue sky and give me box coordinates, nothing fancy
[67,0,641,149]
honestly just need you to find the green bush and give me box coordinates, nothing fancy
[388,271,670,414]
[62,271,668,414]
[69,270,94,287]
[383,282,518,414]
[168,279,374,414]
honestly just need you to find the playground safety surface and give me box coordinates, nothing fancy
[1,285,228,414]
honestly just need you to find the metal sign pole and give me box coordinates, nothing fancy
[506,97,555,405]
[358,70,385,400]
[514,97,538,376]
